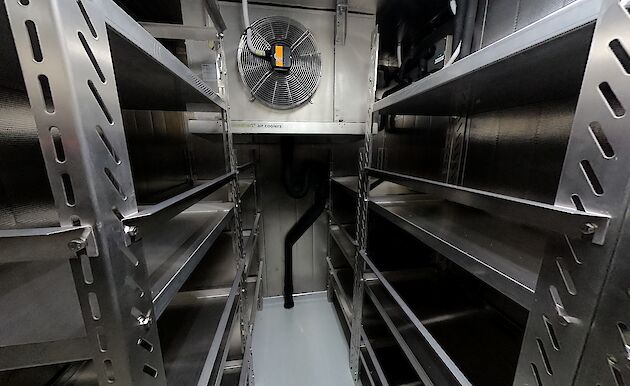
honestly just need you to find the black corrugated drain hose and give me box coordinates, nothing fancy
[281,138,329,308]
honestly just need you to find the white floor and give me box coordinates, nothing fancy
[252,292,355,386]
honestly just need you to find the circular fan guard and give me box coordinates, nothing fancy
[238,16,321,110]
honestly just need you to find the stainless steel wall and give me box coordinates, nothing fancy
[473,0,579,50]
[378,98,578,206]
[236,136,362,297]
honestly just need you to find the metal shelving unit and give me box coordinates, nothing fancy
[0,0,262,384]
[373,0,601,115]
[331,0,630,384]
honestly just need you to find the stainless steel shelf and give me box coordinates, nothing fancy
[204,179,254,203]
[329,222,357,267]
[361,251,469,386]
[123,172,235,233]
[367,167,610,244]
[100,0,226,111]
[373,0,600,115]
[331,176,359,196]
[158,286,240,386]
[142,202,234,318]
[369,197,546,310]
[0,225,95,263]
[327,258,388,386]
[158,222,249,386]
[360,250,527,386]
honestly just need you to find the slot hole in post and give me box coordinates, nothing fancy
[599,82,626,117]
[61,174,76,206]
[49,127,65,162]
[588,121,615,159]
[88,80,113,124]
[96,125,120,164]
[137,338,154,352]
[77,0,98,38]
[610,39,630,74]
[543,315,560,351]
[556,257,577,295]
[96,326,108,352]
[531,363,543,386]
[104,168,127,200]
[580,160,604,196]
[78,32,105,83]
[25,20,42,62]
[80,255,94,284]
[571,194,585,212]
[38,75,55,113]
[536,338,553,375]
[618,323,630,361]
[610,358,626,386]
[104,359,115,383]
[142,364,158,378]
[88,292,101,320]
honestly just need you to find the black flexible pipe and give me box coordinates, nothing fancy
[280,137,329,308]
[460,0,478,58]
[453,0,468,57]
[283,180,328,308]
[281,137,311,199]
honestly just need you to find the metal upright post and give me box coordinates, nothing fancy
[217,35,249,365]
[4,0,166,384]
[513,0,630,384]
[349,29,379,384]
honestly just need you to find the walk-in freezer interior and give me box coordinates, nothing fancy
[1,0,629,385]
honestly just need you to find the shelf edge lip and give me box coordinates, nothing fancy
[0,336,91,371]
[0,225,97,263]
[139,22,218,41]
[329,223,357,267]
[328,268,382,385]
[368,200,535,310]
[237,162,254,173]
[373,0,600,113]
[197,258,245,386]
[367,167,610,244]
[238,259,262,386]
[361,250,471,386]
[244,213,262,273]
[123,171,236,231]
[331,176,359,196]
[360,330,390,386]
[152,207,234,319]
[100,0,227,110]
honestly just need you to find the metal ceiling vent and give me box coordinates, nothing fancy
[237,16,322,110]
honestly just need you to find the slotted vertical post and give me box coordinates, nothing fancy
[349,29,379,384]
[4,0,166,384]
[514,1,630,384]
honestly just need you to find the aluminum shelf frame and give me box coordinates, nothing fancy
[160,213,260,386]
[159,286,240,386]
[123,172,235,233]
[0,225,96,264]
[373,0,601,115]
[0,0,256,383]
[359,250,470,386]
[327,260,387,386]
[143,202,235,318]
[329,221,358,267]
[369,196,546,310]
[100,0,226,111]
[367,167,610,245]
